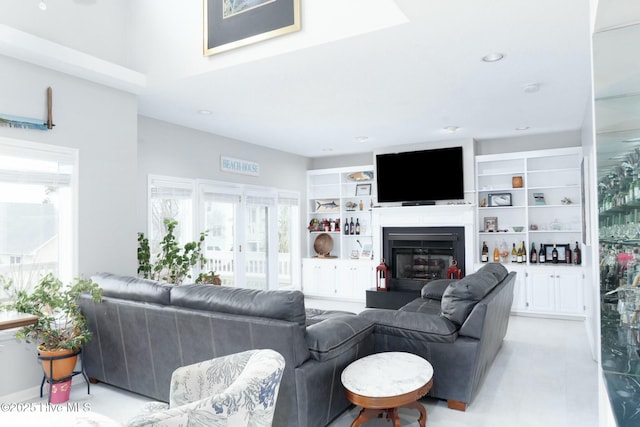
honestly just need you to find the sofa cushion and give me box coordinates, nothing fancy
[305,315,375,361]
[400,297,442,315]
[305,308,355,326]
[359,309,458,343]
[440,271,499,325]
[170,284,308,330]
[421,279,459,300]
[91,273,173,305]
[476,262,508,282]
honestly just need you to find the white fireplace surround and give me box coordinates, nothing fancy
[371,204,476,275]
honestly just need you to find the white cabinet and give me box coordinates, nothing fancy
[511,266,584,318]
[306,166,375,259]
[302,258,374,302]
[475,147,583,266]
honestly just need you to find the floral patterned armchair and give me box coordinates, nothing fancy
[126,349,285,427]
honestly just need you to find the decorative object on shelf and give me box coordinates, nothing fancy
[345,201,357,211]
[484,216,498,232]
[315,199,339,213]
[533,192,546,205]
[561,197,573,205]
[543,244,570,263]
[512,175,523,188]
[530,224,538,230]
[360,243,372,260]
[355,183,372,196]
[308,218,321,231]
[204,0,301,56]
[376,259,389,292]
[313,233,335,258]
[348,171,374,181]
[479,197,487,207]
[488,193,512,206]
[0,86,55,130]
[512,226,524,232]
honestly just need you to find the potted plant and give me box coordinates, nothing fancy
[1,273,103,381]
[138,218,214,285]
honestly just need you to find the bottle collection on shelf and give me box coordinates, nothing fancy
[481,241,582,265]
[308,218,340,233]
[343,217,360,235]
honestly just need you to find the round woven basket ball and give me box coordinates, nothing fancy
[314,233,334,257]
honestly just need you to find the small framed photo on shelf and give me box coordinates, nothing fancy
[483,216,498,232]
[488,193,512,207]
[543,244,570,263]
[533,192,546,205]
[360,243,372,259]
[355,183,372,196]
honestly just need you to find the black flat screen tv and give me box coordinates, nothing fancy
[375,146,464,205]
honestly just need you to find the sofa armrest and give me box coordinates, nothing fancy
[359,309,459,343]
[305,315,374,362]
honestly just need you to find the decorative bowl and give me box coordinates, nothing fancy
[512,226,524,232]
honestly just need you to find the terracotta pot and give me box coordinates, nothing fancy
[38,348,78,380]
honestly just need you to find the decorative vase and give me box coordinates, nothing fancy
[512,176,523,188]
[38,348,78,380]
[49,379,72,404]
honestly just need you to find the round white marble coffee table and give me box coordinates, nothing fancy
[341,352,433,427]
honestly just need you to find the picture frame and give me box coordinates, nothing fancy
[533,192,546,205]
[356,183,372,196]
[488,193,512,207]
[204,0,301,56]
[483,217,498,232]
[543,244,570,263]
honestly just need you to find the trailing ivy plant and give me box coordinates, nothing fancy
[137,219,212,285]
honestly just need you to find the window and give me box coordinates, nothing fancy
[148,176,299,290]
[0,138,77,298]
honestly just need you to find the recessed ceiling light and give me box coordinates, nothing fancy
[39,0,47,10]
[197,109,212,115]
[515,126,530,131]
[443,126,459,134]
[355,136,369,143]
[482,53,504,62]
[523,83,540,93]
[321,148,333,152]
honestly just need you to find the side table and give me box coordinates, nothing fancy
[341,352,433,427]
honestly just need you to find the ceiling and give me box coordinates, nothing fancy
[134,0,593,158]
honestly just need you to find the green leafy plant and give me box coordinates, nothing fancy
[1,273,103,351]
[138,218,211,285]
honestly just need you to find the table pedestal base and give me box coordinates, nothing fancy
[351,400,426,427]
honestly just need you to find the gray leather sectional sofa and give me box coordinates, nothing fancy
[78,263,514,425]
[359,262,516,411]
[77,274,375,427]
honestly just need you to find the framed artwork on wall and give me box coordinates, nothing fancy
[204,0,301,56]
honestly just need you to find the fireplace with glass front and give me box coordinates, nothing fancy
[366,226,466,309]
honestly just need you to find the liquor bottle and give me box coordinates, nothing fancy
[359,200,364,211]
[573,241,582,265]
[493,243,500,262]
[530,242,537,264]
[539,243,546,263]
[335,218,340,232]
[565,243,572,264]
[511,243,517,263]
[349,217,354,235]
[481,241,489,263]
[516,243,523,263]
[551,244,559,263]
[521,241,527,263]
[344,218,349,235]
[355,218,360,235]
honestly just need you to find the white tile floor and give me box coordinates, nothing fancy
[14,315,598,426]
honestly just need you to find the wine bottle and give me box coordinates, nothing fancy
[344,218,349,235]
[355,218,360,235]
[551,244,559,263]
[511,243,517,263]
[481,241,489,263]
[573,241,582,265]
[349,217,354,235]
[521,241,527,263]
[565,243,572,264]
[530,242,537,264]
[539,243,546,263]
[493,243,500,262]
[516,243,523,263]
